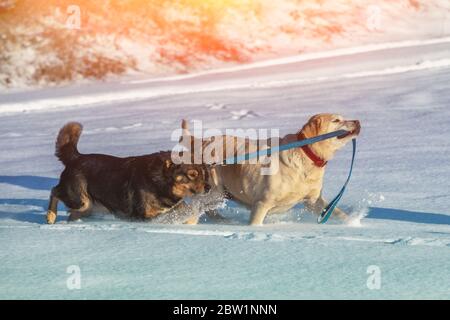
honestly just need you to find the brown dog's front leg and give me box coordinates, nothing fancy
[149,201,200,224]
[305,195,349,222]
[166,201,200,225]
[46,187,59,224]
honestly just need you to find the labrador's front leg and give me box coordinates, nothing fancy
[250,201,273,226]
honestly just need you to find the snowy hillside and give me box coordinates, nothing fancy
[1,0,450,89]
[0,36,449,299]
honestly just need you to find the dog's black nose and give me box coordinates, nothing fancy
[204,184,211,193]
[354,120,361,134]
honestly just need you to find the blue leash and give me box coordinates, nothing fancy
[317,138,356,224]
[223,130,348,164]
[221,131,356,224]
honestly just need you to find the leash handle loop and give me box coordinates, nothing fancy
[317,138,356,224]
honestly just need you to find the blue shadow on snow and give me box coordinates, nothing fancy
[0,175,58,191]
[368,207,450,226]
[0,175,63,224]
[1,176,449,226]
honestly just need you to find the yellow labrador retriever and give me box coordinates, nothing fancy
[179,114,360,225]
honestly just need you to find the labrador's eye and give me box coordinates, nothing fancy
[332,119,340,123]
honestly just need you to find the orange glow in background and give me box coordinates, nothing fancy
[0,0,448,88]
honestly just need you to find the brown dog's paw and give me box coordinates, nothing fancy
[46,211,57,224]
[68,212,83,222]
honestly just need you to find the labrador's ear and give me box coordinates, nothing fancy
[304,114,324,136]
[182,119,189,130]
[299,115,318,138]
[312,116,323,135]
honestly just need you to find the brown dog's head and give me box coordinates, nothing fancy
[299,113,361,161]
[164,160,209,199]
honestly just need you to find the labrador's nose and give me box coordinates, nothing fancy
[353,120,361,135]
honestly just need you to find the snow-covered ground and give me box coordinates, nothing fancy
[1,37,450,299]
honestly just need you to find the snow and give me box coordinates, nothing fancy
[1,37,450,299]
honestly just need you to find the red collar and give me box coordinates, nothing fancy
[297,132,327,167]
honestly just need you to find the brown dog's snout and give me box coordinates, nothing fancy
[191,183,209,194]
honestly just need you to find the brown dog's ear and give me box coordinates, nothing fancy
[187,169,199,180]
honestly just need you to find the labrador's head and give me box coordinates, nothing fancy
[299,114,361,161]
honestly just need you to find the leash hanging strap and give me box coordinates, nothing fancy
[317,138,356,224]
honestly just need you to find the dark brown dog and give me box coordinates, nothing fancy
[46,122,209,224]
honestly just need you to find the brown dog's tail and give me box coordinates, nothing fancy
[55,122,83,165]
